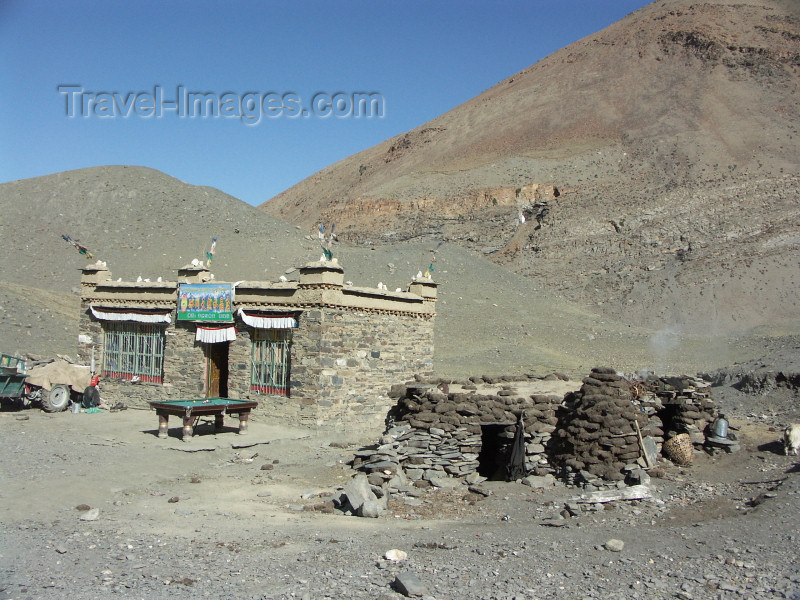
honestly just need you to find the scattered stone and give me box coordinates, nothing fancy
[75,504,91,511]
[168,496,180,503]
[625,468,651,486]
[604,539,625,552]
[393,572,428,597]
[79,508,99,521]
[342,473,387,517]
[359,499,386,518]
[401,497,424,506]
[427,476,459,489]
[464,472,487,485]
[571,484,651,504]
[522,474,556,488]
[467,485,492,497]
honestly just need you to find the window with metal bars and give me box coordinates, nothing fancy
[102,322,165,383]
[250,329,291,395]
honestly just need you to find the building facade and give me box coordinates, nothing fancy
[78,260,436,429]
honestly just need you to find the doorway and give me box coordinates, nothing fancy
[478,424,513,480]
[205,342,229,398]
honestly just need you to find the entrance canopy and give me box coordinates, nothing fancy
[238,308,297,329]
[195,325,237,343]
[91,306,172,323]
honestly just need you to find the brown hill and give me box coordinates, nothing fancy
[261,0,800,338]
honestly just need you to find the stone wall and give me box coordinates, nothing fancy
[290,309,434,428]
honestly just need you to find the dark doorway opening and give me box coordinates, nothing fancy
[205,342,229,398]
[478,424,513,480]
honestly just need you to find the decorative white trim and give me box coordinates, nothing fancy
[195,326,237,343]
[91,306,171,324]
[238,308,297,329]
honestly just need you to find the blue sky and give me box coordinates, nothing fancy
[0,0,651,207]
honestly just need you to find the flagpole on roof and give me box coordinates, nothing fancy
[61,234,95,261]
[206,237,217,268]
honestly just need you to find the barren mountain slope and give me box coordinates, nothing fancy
[264,0,799,219]
[261,0,800,339]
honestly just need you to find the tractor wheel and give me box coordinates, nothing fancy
[41,384,71,412]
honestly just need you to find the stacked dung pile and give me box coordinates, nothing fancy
[553,367,649,487]
[352,378,563,487]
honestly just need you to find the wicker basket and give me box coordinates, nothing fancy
[663,433,694,465]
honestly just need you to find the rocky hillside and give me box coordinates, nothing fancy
[261,0,800,337]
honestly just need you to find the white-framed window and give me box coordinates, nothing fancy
[250,329,291,396]
[102,322,165,383]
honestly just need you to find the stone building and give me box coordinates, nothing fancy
[77,260,436,429]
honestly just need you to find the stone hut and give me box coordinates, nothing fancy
[353,368,721,493]
[351,376,565,485]
[77,259,436,429]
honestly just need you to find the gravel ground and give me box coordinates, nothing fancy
[1,390,799,600]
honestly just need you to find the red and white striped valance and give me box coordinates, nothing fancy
[195,326,237,343]
[91,306,171,324]
[238,308,297,329]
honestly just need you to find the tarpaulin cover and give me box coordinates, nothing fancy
[506,413,527,481]
[26,360,92,393]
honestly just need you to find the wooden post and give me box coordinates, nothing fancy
[634,420,654,468]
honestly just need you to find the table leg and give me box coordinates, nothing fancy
[182,415,194,441]
[215,414,224,431]
[157,414,169,439]
[238,410,250,435]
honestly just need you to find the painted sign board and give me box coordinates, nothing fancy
[177,283,233,322]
